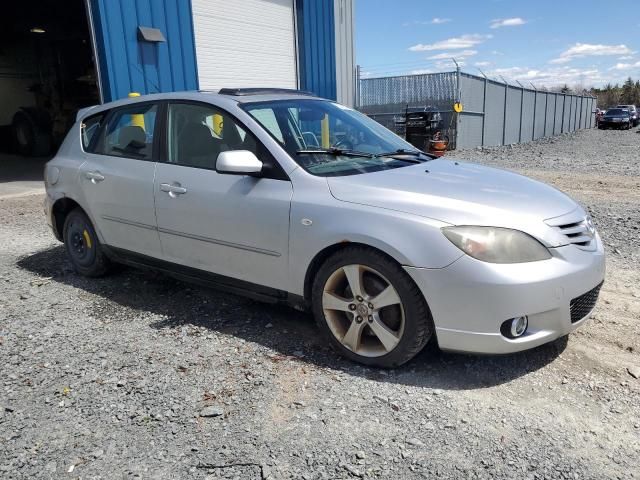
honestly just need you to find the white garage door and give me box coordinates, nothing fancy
[192,0,298,91]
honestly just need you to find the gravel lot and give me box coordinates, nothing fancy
[1,128,639,479]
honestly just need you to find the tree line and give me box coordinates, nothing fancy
[590,78,640,108]
[545,77,640,108]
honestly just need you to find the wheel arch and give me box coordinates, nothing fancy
[303,241,409,303]
[51,196,88,241]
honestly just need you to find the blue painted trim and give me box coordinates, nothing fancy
[90,0,198,102]
[296,0,337,100]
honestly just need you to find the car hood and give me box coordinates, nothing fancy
[327,159,583,247]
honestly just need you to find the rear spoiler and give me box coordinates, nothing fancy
[75,105,101,122]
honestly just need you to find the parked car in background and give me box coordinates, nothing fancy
[616,105,638,126]
[595,108,605,126]
[43,89,605,367]
[599,108,632,129]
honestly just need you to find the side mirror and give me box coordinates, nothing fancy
[215,150,263,175]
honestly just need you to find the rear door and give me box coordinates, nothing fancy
[153,101,293,291]
[78,102,162,258]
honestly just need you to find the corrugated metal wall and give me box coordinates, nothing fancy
[455,73,596,148]
[90,0,198,102]
[333,0,355,106]
[521,90,535,142]
[296,0,337,100]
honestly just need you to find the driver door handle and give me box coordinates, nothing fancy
[85,171,105,183]
[160,182,188,198]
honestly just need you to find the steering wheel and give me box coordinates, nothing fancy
[333,138,354,150]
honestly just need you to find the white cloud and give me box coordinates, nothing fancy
[609,61,640,71]
[550,43,633,64]
[487,65,607,88]
[475,61,492,67]
[490,17,526,29]
[618,55,634,60]
[435,60,465,70]
[410,69,434,75]
[427,50,477,60]
[402,18,451,27]
[409,34,492,51]
[491,50,504,56]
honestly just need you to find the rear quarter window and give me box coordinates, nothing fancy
[80,113,106,153]
[94,103,158,160]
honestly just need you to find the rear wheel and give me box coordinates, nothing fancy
[63,208,111,277]
[312,247,433,367]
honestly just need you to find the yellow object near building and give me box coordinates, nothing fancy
[321,114,330,148]
[128,92,145,130]
[212,113,223,136]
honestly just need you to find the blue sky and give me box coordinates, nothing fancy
[355,0,640,88]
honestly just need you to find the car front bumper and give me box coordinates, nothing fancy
[404,237,606,354]
[600,120,628,127]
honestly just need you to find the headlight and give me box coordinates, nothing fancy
[442,226,551,264]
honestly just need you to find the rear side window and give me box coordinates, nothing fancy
[80,113,105,152]
[95,103,158,160]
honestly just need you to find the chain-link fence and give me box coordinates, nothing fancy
[357,71,597,150]
[357,72,458,149]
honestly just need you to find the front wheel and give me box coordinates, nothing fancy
[311,247,434,367]
[63,208,111,277]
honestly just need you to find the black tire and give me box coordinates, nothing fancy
[63,208,111,277]
[11,110,51,157]
[311,246,434,367]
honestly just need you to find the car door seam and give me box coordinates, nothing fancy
[157,227,282,257]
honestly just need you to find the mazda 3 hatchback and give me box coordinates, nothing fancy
[44,89,605,367]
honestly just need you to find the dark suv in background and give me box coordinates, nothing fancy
[616,105,638,127]
[599,108,633,130]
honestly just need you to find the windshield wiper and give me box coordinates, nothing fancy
[296,147,374,158]
[374,149,430,162]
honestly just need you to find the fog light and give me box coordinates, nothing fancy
[501,316,528,339]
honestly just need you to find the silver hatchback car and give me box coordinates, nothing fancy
[44,89,605,367]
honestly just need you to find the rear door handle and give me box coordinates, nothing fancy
[85,171,105,183]
[160,182,188,198]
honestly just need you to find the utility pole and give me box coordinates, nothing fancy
[355,64,361,108]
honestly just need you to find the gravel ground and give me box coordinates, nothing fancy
[1,128,639,479]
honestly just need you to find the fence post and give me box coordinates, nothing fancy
[551,94,555,135]
[543,92,548,137]
[579,95,584,129]
[479,70,488,147]
[530,82,537,141]
[515,80,524,143]
[561,94,566,133]
[500,76,508,146]
[355,64,361,108]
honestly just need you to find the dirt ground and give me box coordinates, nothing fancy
[1,128,639,479]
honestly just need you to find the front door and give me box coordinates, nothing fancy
[154,102,293,291]
[78,102,162,258]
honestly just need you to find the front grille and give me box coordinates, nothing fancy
[546,214,596,251]
[570,282,603,323]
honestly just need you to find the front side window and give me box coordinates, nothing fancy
[95,103,158,160]
[166,103,279,174]
[242,99,430,177]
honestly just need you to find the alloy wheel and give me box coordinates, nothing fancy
[322,264,405,357]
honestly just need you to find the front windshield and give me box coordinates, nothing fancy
[607,109,626,115]
[242,99,430,177]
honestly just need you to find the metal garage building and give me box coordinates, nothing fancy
[92,0,355,105]
[0,0,354,157]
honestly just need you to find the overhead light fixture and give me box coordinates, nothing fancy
[30,27,46,34]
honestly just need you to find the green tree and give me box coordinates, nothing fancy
[620,77,636,104]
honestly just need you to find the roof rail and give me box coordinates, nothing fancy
[217,87,317,97]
